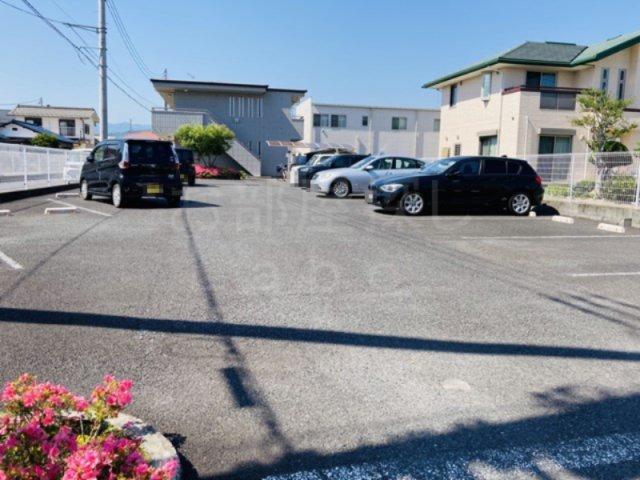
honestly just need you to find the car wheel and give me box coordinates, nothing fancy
[508,192,532,216]
[331,179,350,198]
[112,183,126,208]
[400,192,426,216]
[80,180,92,200]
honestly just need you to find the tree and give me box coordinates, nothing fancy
[174,124,235,167]
[30,133,60,148]
[571,89,637,196]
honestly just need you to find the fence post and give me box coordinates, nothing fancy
[22,146,28,190]
[635,156,640,208]
[568,154,575,202]
[47,148,51,186]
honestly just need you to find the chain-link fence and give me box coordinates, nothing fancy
[523,152,640,207]
[0,143,89,193]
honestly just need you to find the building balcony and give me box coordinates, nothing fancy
[59,126,77,137]
[503,86,583,111]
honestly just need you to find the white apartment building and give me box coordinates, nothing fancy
[294,98,440,159]
[424,31,640,157]
[9,105,99,145]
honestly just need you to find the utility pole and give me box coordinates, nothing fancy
[98,0,108,141]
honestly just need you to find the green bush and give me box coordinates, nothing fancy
[602,176,637,202]
[572,180,595,198]
[544,183,570,197]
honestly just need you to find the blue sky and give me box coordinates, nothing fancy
[1,0,638,125]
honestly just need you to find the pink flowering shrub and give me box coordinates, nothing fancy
[0,374,178,480]
[194,165,242,179]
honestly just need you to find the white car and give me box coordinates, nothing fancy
[310,155,425,198]
[289,154,334,186]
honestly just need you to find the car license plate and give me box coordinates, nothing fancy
[146,184,162,194]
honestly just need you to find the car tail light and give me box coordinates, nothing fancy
[535,175,542,184]
[118,159,130,169]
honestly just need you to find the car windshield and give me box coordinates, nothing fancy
[422,158,459,174]
[350,156,374,169]
[128,141,176,165]
[319,156,338,166]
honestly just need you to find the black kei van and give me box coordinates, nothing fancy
[80,139,183,208]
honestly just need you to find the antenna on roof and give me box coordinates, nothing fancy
[39,97,43,106]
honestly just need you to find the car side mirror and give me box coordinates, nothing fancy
[364,165,374,171]
[86,155,94,162]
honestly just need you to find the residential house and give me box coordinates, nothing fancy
[0,119,75,148]
[151,79,306,176]
[423,31,640,158]
[9,105,99,146]
[293,98,440,159]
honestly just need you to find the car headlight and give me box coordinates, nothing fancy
[380,183,404,193]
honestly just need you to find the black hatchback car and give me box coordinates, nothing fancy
[367,156,544,216]
[175,147,196,186]
[297,154,369,188]
[80,139,183,208]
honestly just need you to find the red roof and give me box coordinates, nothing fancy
[125,131,160,140]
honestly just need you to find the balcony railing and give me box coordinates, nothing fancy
[59,126,77,137]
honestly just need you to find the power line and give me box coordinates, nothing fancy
[0,0,95,31]
[18,0,151,112]
[105,0,159,78]
[44,0,156,107]
[0,98,40,106]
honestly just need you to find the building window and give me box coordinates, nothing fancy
[479,135,498,156]
[481,72,491,99]
[526,72,556,88]
[540,92,576,110]
[59,119,75,137]
[450,84,458,106]
[84,124,90,135]
[313,114,329,127]
[600,68,609,92]
[362,116,368,127]
[454,144,461,156]
[538,135,572,154]
[433,118,441,132]
[25,117,42,126]
[391,117,407,130]
[618,69,626,100]
[330,114,346,128]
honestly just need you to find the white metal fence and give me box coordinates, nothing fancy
[523,152,640,207]
[0,143,89,193]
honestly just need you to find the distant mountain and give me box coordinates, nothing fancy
[107,122,151,136]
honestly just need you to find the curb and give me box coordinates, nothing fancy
[0,209,10,216]
[552,215,575,224]
[0,183,78,204]
[44,207,77,214]
[598,222,626,234]
[109,413,181,479]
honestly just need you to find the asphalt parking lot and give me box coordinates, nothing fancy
[1,179,640,479]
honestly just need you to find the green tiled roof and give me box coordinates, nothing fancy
[423,31,640,88]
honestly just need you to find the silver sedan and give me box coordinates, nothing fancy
[310,155,425,198]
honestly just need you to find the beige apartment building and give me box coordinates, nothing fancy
[424,31,640,158]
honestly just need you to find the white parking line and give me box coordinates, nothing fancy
[0,250,23,270]
[47,199,112,217]
[462,235,640,240]
[264,432,640,480]
[568,271,640,278]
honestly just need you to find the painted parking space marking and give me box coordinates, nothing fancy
[47,199,112,217]
[598,222,626,234]
[264,432,640,480]
[0,209,11,216]
[55,192,80,198]
[568,271,640,278]
[0,250,23,270]
[462,235,640,240]
[44,207,77,214]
